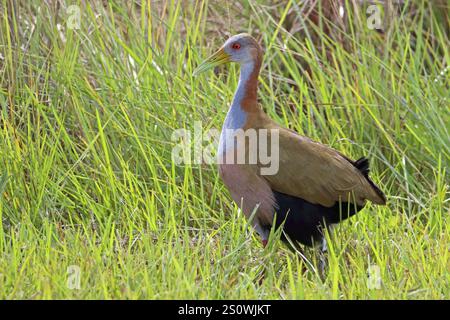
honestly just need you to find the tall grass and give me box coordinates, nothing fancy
[0,0,448,299]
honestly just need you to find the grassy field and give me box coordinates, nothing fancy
[0,0,448,299]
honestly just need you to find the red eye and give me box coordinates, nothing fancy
[231,43,241,50]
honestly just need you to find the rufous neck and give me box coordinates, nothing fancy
[231,56,262,113]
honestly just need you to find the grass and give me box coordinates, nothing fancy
[0,0,448,299]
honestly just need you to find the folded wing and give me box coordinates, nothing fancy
[259,124,386,208]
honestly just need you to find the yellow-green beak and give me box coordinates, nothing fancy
[193,48,231,76]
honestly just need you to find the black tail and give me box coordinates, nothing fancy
[354,157,370,177]
[353,157,386,204]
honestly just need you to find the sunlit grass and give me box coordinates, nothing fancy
[0,0,448,299]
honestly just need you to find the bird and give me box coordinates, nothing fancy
[193,33,386,254]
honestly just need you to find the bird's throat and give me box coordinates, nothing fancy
[224,59,261,130]
[219,59,261,155]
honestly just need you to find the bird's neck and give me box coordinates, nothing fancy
[233,59,260,111]
[224,58,261,130]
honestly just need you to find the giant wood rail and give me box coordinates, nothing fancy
[194,34,386,251]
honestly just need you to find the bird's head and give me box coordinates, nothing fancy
[193,33,262,76]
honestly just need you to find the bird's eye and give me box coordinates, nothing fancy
[231,43,241,50]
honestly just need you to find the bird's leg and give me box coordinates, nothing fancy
[261,239,268,248]
[254,222,269,249]
[318,237,328,278]
[256,239,268,285]
[254,223,269,285]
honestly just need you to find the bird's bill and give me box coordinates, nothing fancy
[193,48,230,76]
